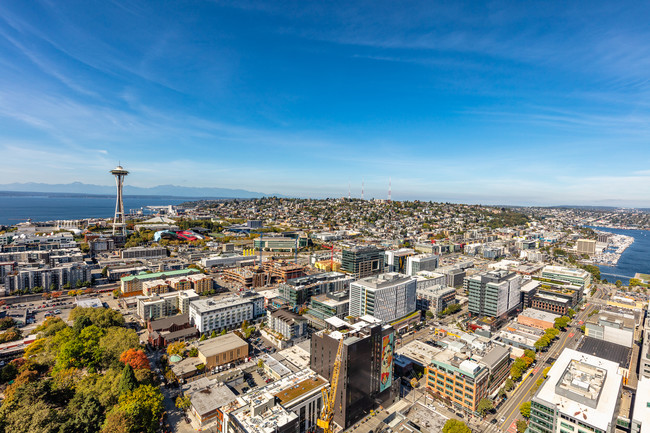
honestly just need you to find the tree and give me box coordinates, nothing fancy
[442,419,471,433]
[61,395,104,433]
[257,359,264,369]
[210,330,218,338]
[567,308,576,318]
[477,398,494,416]
[73,315,93,333]
[520,401,531,418]
[166,341,186,357]
[200,334,207,341]
[115,385,164,433]
[516,420,528,433]
[523,349,536,361]
[504,378,515,391]
[425,310,434,319]
[175,395,191,410]
[615,280,623,288]
[544,328,559,340]
[188,347,198,357]
[101,266,109,278]
[0,327,22,343]
[534,336,550,352]
[0,317,15,330]
[101,409,133,433]
[220,329,227,336]
[69,307,125,329]
[119,349,151,370]
[99,327,140,368]
[554,316,570,330]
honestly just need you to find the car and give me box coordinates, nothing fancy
[490,419,498,425]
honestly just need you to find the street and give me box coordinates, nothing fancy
[496,289,604,432]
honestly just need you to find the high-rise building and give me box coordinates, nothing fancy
[277,272,353,308]
[405,254,439,275]
[465,270,521,318]
[341,245,385,279]
[349,272,416,322]
[310,317,399,429]
[384,248,414,273]
[110,165,129,236]
[577,238,597,255]
[529,349,622,433]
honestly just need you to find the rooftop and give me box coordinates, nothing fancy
[535,349,622,430]
[521,279,541,293]
[519,308,561,323]
[353,272,414,290]
[273,376,327,404]
[197,333,248,357]
[121,268,199,282]
[396,340,442,366]
[632,377,650,432]
[191,293,262,313]
[183,378,237,416]
[576,337,631,369]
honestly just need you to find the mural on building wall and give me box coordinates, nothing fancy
[380,333,394,392]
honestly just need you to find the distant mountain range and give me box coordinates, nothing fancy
[0,182,283,199]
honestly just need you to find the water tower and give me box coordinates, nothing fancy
[110,165,129,236]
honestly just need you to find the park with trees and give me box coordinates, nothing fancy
[0,307,163,433]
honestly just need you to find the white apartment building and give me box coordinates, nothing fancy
[189,292,264,334]
[121,246,167,260]
[4,262,92,293]
[349,272,416,322]
[136,289,200,321]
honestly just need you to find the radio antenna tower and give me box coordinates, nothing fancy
[110,164,129,236]
[361,179,365,200]
[348,183,351,200]
[388,177,392,203]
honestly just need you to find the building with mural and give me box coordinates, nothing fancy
[310,316,399,430]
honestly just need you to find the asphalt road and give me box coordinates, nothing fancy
[497,289,605,433]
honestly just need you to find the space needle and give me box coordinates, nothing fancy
[110,164,129,236]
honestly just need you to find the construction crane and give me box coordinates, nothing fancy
[321,244,341,272]
[317,336,344,433]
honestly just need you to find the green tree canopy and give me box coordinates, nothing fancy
[477,398,494,416]
[520,401,531,418]
[119,364,137,395]
[554,316,571,330]
[442,419,471,433]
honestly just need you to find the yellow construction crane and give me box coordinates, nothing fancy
[317,336,344,433]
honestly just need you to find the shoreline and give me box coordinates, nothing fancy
[591,229,634,266]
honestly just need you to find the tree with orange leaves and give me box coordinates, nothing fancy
[119,348,150,370]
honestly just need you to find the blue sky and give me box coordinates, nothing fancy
[1,1,650,206]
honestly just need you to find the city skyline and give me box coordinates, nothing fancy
[2,1,650,206]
